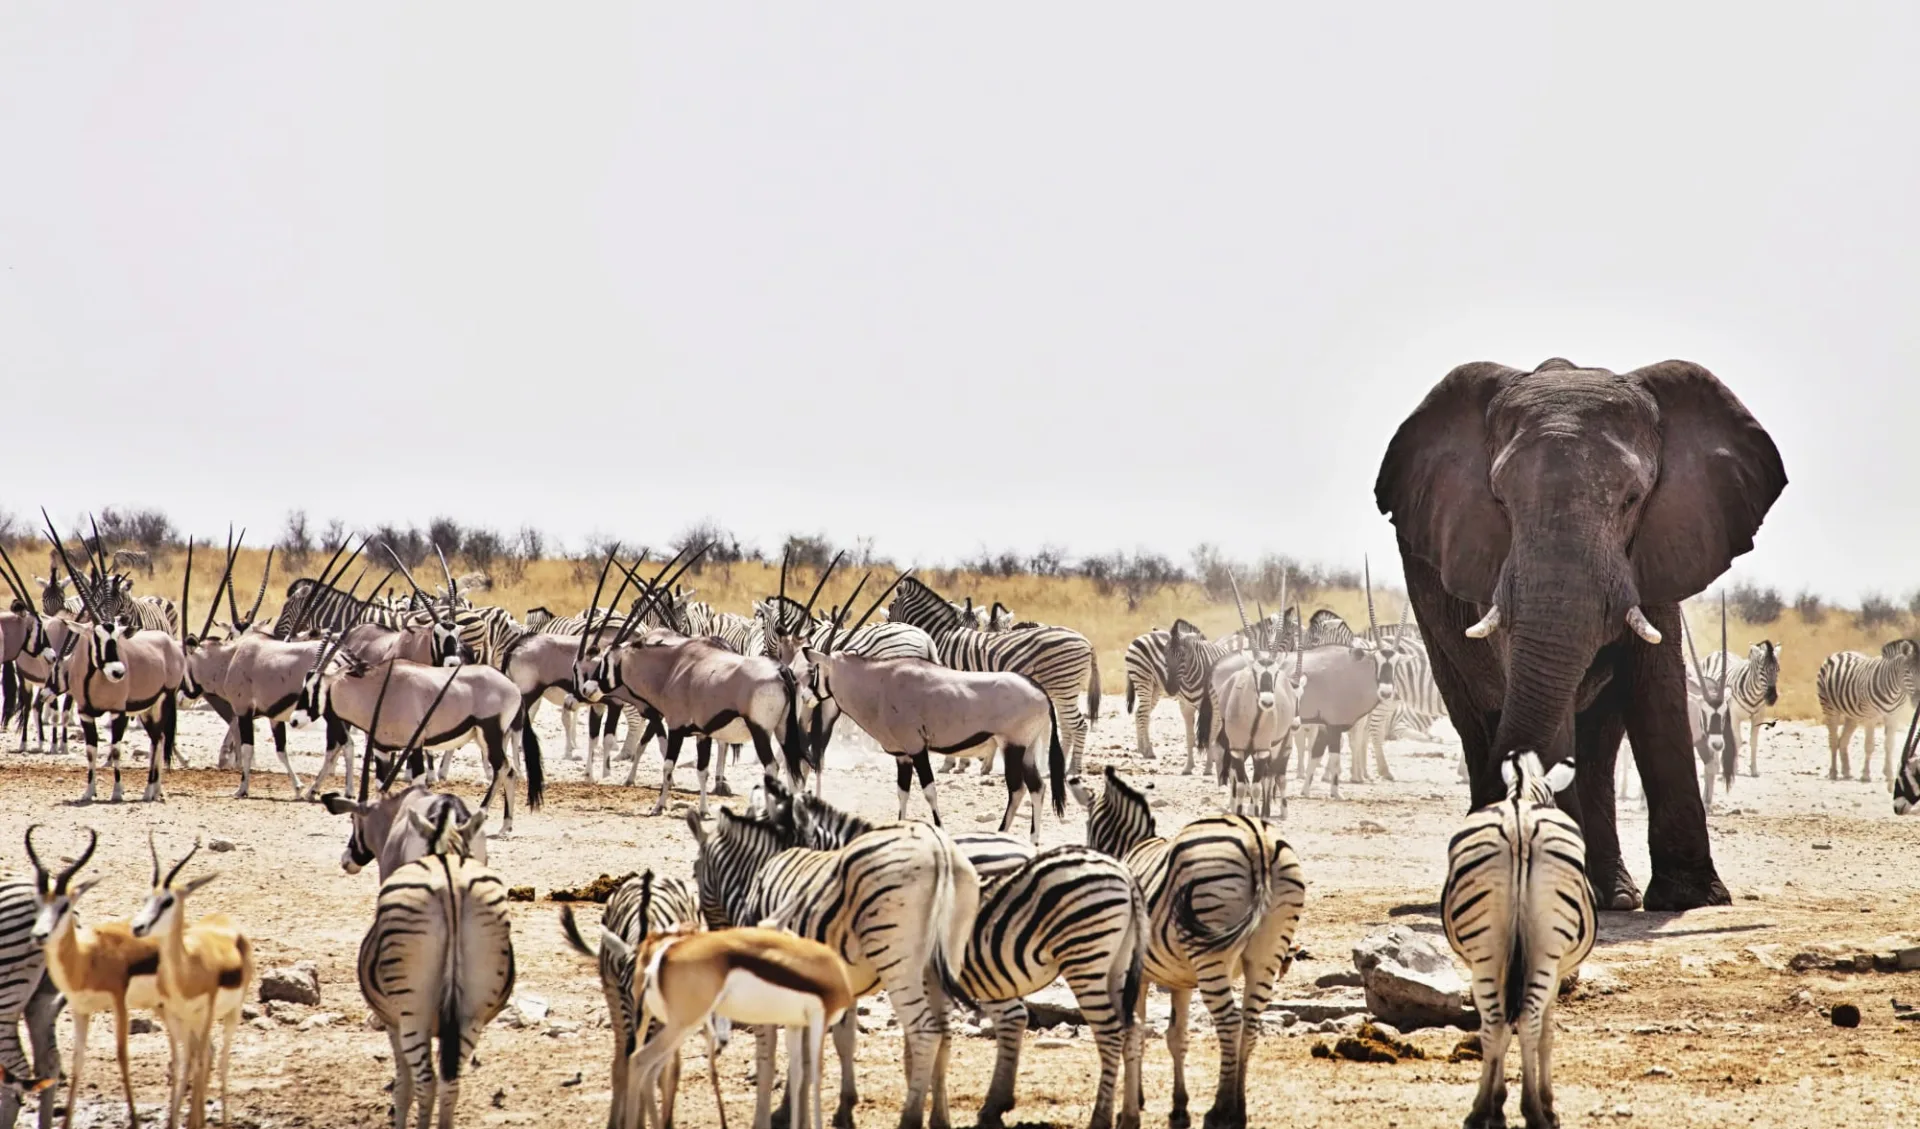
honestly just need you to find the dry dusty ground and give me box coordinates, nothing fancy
[5,701,1920,1129]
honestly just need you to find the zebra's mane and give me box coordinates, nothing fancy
[1100,765,1157,838]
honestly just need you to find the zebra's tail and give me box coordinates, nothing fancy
[1118,874,1148,1030]
[558,904,598,960]
[438,861,465,1084]
[1048,701,1066,817]
[1087,653,1102,721]
[927,832,979,1012]
[1174,850,1271,957]
[1125,677,1135,719]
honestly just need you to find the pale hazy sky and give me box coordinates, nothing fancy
[4,5,1916,598]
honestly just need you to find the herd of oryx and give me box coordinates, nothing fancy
[0,472,1917,1129]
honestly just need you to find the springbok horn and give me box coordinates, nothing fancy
[163,838,201,888]
[1626,606,1662,644]
[1464,604,1501,639]
[247,548,275,623]
[147,830,161,887]
[800,551,845,623]
[358,661,399,803]
[22,826,48,892]
[574,544,621,665]
[41,511,103,624]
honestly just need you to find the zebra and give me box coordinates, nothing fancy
[888,576,1101,773]
[1817,639,1920,785]
[1354,643,1447,782]
[358,852,515,1129]
[1162,619,1238,776]
[1442,751,1594,1129]
[1122,629,1192,760]
[1697,641,1781,778]
[753,596,935,662]
[557,871,704,1129]
[686,804,977,1129]
[110,549,153,577]
[765,780,1143,1129]
[1068,766,1305,1129]
[273,576,392,638]
[0,877,58,1128]
[1305,609,1352,647]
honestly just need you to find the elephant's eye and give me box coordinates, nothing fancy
[1622,491,1641,513]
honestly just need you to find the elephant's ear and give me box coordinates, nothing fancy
[1375,362,1516,603]
[1631,361,1787,604]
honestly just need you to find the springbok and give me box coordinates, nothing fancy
[25,826,166,1129]
[130,836,255,1129]
[621,925,853,1129]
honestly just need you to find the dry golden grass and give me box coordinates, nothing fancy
[113,547,1897,721]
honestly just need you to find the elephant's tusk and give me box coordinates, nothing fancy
[1626,606,1662,644]
[1464,604,1501,639]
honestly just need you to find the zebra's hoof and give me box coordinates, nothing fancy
[1167,1111,1191,1129]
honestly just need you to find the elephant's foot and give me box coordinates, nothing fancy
[1590,863,1641,911]
[1643,868,1731,911]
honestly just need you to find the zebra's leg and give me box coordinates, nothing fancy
[1195,959,1248,1129]
[624,716,660,788]
[1165,987,1192,1129]
[976,1000,1028,1128]
[1068,957,1130,1129]
[1069,703,1090,776]
[1517,1002,1548,1129]
[647,730,686,817]
[1746,709,1762,778]
[1829,719,1851,780]
[1132,680,1157,759]
[913,752,943,827]
[1467,1020,1512,1128]
[1861,718,1879,783]
[24,972,60,1129]
[1524,1000,1560,1129]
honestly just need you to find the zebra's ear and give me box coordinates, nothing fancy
[1544,761,1576,792]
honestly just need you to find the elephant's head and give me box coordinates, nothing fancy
[1375,358,1785,757]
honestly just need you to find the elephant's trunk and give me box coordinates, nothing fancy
[1490,546,1633,766]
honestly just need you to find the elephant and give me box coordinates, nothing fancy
[1375,358,1786,911]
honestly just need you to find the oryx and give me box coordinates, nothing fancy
[1682,595,1738,807]
[291,617,542,833]
[573,544,804,817]
[792,574,1067,835]
[1199,573,1306,819]
[43,511,188,804]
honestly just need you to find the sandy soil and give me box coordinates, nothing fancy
[5,700,1920,1129]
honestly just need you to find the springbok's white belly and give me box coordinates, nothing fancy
[710,970,825,1028]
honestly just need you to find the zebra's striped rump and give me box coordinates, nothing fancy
[359,852,515,1128]
[1074,765,1304,1129]
[1442,751,1593,1129]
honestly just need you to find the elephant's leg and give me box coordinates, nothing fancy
[1622,605,1728,911]
[1570,700,1638,910]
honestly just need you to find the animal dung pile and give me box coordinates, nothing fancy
[546,872,639,903]
[1310,1023,1429,1064]
[506,886,536,902]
